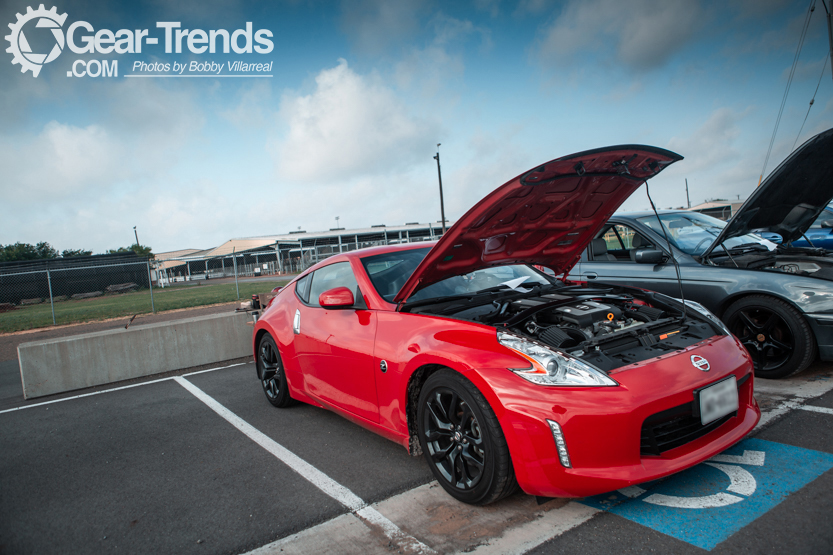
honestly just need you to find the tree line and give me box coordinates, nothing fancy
[0,242,153,262]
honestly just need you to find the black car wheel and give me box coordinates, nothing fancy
[257,334,295,407]
[723,295,815,379]
[417,369,517,505]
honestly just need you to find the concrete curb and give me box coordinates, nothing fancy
[17,312,253,399]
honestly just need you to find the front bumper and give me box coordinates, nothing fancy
[475,334,759,498]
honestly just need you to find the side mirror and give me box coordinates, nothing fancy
[821,220,833,229]
[635,249,664,264]
[319,286,355,308]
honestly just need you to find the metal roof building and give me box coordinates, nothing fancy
[686,200,745,221]
[158,221,450,279]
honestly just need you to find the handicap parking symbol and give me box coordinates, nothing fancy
[580,438,833,550]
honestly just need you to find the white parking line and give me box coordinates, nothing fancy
[798,405,833,416]
[0,362,246,415]
[5,362,833,553]
[173,376,436,555]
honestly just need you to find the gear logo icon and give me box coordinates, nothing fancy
[5,4,67,77]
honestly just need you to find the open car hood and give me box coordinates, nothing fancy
[703,127,833,256]
[393,144,682,304]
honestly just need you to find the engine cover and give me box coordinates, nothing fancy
[552,301,622,327]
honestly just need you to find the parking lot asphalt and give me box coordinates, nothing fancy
[2,360,833,554]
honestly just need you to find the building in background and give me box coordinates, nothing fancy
[686,200,745,221]
[155,221,450,282]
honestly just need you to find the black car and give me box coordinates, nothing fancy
[568,127,833,379]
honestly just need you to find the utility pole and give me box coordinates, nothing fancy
[133,226,140,247]
[685,179,691,208]
[433,144,447,233]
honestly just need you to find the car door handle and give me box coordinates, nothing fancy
[585,272,597,279]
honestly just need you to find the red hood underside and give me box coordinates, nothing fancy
[394,145,682,304]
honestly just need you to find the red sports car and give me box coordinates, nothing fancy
[253,145,760,505]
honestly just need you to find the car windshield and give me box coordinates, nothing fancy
[361,248,552,303]
[636,212,775,256]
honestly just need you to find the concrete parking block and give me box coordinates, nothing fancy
[17,312,252,398]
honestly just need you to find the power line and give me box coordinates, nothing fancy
[792,52,830,150]
[759,0,816,184]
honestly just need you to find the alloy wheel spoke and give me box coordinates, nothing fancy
[458,403,473,428]
[760,313,780,334]
[463,431,483,445]
[445,392,460,425]
[458,453,473,485]
[427,401,452,431]
[431,443,454,463]
[767,337,791,352]
[425,428,453,441]
[460,446,484,470]
[738,311,760,333]
[448,448,461,485]
[739,339,758,352]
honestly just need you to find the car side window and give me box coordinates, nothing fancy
[307,262,359,308]
[615,225,657,263]
[295,273,312,303]
[588,224,656,263]
[603,227,624,251]
[612,225,634,249]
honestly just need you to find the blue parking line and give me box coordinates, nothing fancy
[580,438,833,550]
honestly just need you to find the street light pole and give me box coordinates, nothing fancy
[433,144,446,234]
[685,179,691,209]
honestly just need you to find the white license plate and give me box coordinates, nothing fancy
[698,375,738,425]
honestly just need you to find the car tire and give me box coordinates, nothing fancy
[417,369,518,505]
[257,334,296,408]
[723,295,815,379]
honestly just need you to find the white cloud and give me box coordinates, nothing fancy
[666,108,745,174]
[537,0,704,71]
[221,81,274,129]
[273,59,442,181]
[394,13,490,97]
[0,122,125,201]
[619,107,760,212]
[339,0,426,55]
[0,79,206,252]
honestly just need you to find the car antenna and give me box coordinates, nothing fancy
[644,182,687,323]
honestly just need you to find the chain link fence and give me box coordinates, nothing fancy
[0,255,155,332]
[0,231,442,333]
[0,253,295,333]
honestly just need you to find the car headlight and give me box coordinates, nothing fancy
[497,331,617,387]
[680,299,731,335]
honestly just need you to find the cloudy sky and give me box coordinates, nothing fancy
[1,0,831,254]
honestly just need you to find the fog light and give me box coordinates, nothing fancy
[546,419,572,468]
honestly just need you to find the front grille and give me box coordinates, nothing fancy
[640,404,733,456]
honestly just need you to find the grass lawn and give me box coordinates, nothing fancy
[0,279,288,333]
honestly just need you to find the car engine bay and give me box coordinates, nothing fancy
[406,284,724,373]
[704,246,833,280]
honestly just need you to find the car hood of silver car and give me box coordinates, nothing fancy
[703,127,833,257]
